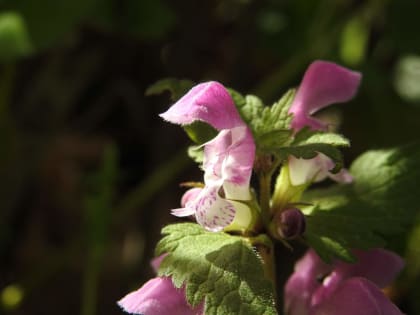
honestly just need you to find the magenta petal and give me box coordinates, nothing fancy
[118,277,203,315]
[150,254,167,273]
[334,249,405,288]
[311,278,404,315]
[159,81,244,130]
[284,250,332,315]
[311,249,404,308]
[180,188,203,208]
[203,126,255,193]
[289,60,361,131]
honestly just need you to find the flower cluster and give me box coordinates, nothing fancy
[285,249,404,315]
[118,61,404,315]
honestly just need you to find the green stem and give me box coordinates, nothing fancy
[259,171,271,223]
[81,249,102,315]
[257,155,282,225]
[271,164,307,213]
[253,236,278,310]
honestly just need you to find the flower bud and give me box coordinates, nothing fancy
[277,208,306,239]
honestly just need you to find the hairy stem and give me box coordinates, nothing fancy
[254,237,278,310]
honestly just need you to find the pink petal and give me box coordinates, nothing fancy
[289,61,361,131]
[311,249,403,309]
[203,126,255,198]
[118,277,204,315]
[181,188,203,208]
[311,278,403,315]
[334,249,405,289]
[150,254,168,273]
[159,81,244,130]
[284,250,332,315]
[328,169,353,184]
[171,188,203,218]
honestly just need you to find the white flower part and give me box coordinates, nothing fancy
[223,181,251,201]
[171,207,196,217]
[190,185,236,232]
[288,153,353,186]
[288,156,322,186]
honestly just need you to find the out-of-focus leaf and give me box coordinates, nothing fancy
[0,12,33,61]
[339,15,369,66]
[2,0,98,50]
[394,55,420,104]
[123,0,176,40]
[84,144,117,246]
[0,284,24,310]
[146,78,195,101]
[387,0,420,53]
[82,144,118,315]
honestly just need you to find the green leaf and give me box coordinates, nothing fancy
[145,78,195,101]
[275,129,350,172]
[302,143,420,262]
[292,129,350,147]
[257,130,293,152]
[256,89,294,135]
[156,223,276,315]
[183,121,218,145]
[230,88,295,152]
[187,145,204,163]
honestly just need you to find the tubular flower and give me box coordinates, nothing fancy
[286,61,360,187]
[284,249,404,315]
[160,81,255,232]
[288,60,361,131]
[118,256,204,315]
[288,153,353,187]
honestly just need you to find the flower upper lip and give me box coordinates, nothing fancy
[288,60,361,131]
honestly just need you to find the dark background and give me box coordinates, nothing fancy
[1,0,420,314]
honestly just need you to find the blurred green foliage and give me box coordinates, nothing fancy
[0,12,32,61]
[0,0,419,314]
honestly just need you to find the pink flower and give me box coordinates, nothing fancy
[289,60,361,131]
[118,256,204,315]
[159,81,244,130]
[288,153,353,186]
[160,82,256,231]
[118,278,203,315]
[284,249,404,315]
